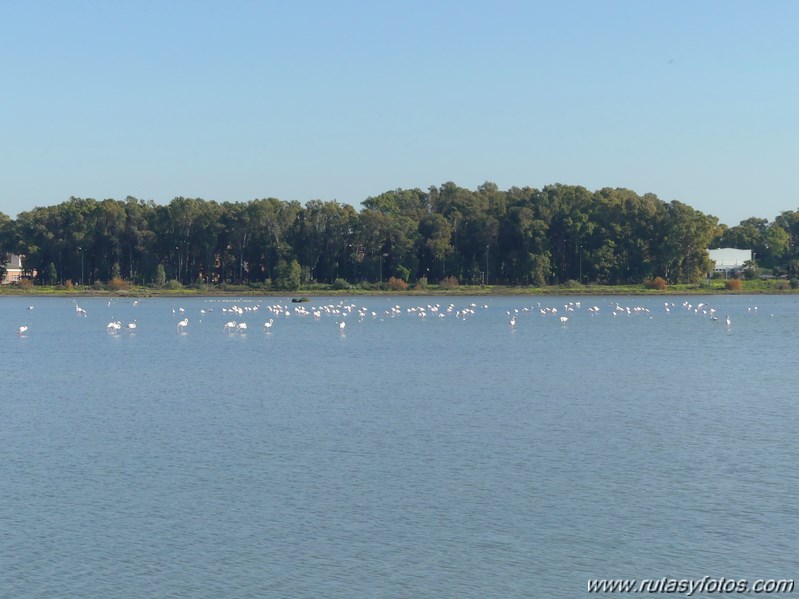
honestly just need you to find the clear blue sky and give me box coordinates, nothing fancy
[2,0,797,226]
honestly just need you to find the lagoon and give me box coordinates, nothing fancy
[1,295,798,597]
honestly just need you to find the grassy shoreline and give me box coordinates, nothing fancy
[1,280,796,298]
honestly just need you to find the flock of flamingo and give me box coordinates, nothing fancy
[12,297,759,337]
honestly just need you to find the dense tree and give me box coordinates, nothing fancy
[4,183,794,287]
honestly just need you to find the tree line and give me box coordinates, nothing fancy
[1,182,798,287]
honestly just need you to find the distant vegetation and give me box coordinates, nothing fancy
[2,182,799,290]
[725,279,743,291]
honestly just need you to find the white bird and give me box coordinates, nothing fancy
[560,316,569,324]
[725,315,731,327]
[236,322,248,333]
[107,321,122,333]
[338,321,346,333]
[177,318,189,332]
[224,320,237,333]
[263,319,274,332]
[127,321,137,331]
[509,316,516,327]
[27,306,34,310]
[17,325,28,335]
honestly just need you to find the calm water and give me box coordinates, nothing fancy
[1,294,797,597]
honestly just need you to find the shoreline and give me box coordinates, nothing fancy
[1,285,796,298]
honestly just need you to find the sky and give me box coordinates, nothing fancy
[1,0,797,226]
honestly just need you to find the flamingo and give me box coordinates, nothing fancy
[725,315,731,327]
[263,319,274,332]
[509,316,516,327]
[236,322,248,333]
[17,325,28,336]
[107,321,122,333]
[177,318,189,333]
[560,316,569,324]
[224,320,237,333]
[127,321,137,331]
[338,321,346,334]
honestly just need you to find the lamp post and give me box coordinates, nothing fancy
[78,246,84,286]
[379,252,388,285]
[579,244,583,284]
[175,246,181,283]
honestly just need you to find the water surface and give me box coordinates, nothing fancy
[1,295,797,597]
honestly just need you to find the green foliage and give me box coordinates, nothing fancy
[276,259,302,291]
[333,278,350,290]
[166,279,183,290]
[4,183,798,290]
[45,262,58,285]
[414,276,428,290]
[528,253,550,287]
[154,264,167,287]
[791,279,799,290]
[394,265,411,282]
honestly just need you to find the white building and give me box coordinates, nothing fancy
[707,248,752,277]
[1,253,24,284]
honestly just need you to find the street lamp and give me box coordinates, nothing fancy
[379,252,388,285]
[78,246,84,286]
[579,244,583,284]
[485,245,489,285]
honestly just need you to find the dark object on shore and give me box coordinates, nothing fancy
[292,297,310,303]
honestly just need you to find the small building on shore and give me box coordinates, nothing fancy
[707,248,752,277]
[1,253,24,284]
